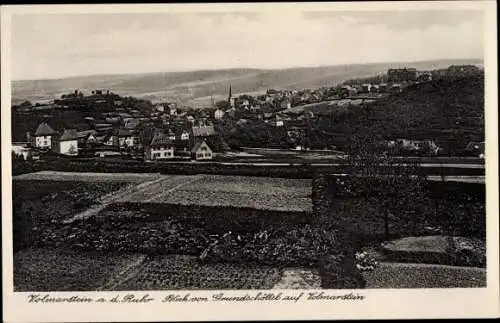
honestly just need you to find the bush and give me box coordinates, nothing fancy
[319,253,366,289]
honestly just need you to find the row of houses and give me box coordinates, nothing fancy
[15,121,215,161]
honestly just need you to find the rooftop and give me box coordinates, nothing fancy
[34,122,56,136]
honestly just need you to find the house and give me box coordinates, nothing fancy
[58,129,79,156]
[390,84,403,93]
[145,132,175,160]
[12,142,33,160]
[167,129,176,140]
[125,118,141,130]
[169,105,178,116]
[280,98,292,110]
[33,122,57,149]
[180,130,190,141]
[77,130,98,146]
[275,115,284,127]
[361,84,372,93]
[117,129,137,148]
[191,139,213,160]
[103,134,118,147]
[214,109,225,120]
[192,119,216,137]
[155,104,165,112]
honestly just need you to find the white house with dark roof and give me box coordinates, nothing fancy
[33,122,57,149]
[145,132,175,160]
[117,129,137,148]
[180,130,190,141]
[191,139,213,160]
[58,129,79,155]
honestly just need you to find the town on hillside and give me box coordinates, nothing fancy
[11,64,485,163]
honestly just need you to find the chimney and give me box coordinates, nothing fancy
[26,131,31,143]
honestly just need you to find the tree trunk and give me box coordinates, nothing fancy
[384,209,390,240]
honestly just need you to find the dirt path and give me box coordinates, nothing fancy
[63,176,168,224]
[98,255,147,291]
[272,268,321,289]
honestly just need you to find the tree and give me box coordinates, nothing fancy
[344,136,430,239]
[68,144,77,155]
[215,100,230,110]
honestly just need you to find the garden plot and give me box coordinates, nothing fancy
[14,247,142,291]
[117,175,313,212]
[13,180,131,223]
[111,255,283,290]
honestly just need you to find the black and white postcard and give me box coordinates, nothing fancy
[2,2,499,321]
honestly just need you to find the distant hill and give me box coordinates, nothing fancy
[12,58,482,107]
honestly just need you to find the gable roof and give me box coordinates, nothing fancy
[191,139,211,153]
[34,122,56,136]
[150,132,173,148]
[59,129,79,141]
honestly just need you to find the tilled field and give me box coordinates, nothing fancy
[112,255,283,290]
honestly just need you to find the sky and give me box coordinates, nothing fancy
[11,10,484,80]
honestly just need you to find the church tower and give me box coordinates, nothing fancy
[228,84,235,108]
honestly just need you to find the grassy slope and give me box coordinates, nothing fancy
[12,59,482,105]
[323,74,484,152]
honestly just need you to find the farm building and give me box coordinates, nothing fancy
[145,132,175,160]
[191,140,213,160]
[58,129,79,156]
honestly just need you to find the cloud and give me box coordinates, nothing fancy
[11,11,484,80]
